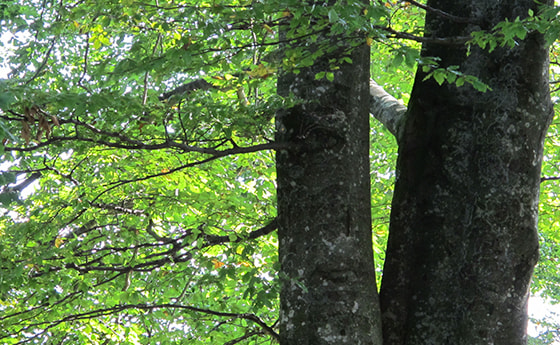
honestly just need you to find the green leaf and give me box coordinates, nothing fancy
[315,71,326,80]
[0,191,18,206]
[0,172,16,185]
[328,9,339,23]
[391,54,404,69]
[446,72,457,84]
[0,92,15,109]
[472,79,490,92]
[433,70,445,85]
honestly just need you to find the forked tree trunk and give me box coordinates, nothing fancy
[275,10,382,345]
[380,1,554,344]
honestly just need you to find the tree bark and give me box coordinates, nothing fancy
[369,79,407,143]
[275,11,382,345]
[380,1,554,345]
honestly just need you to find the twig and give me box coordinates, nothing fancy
[541,176,560,183]
[204,218,278,246]
[374,25,471,45]
[77,32,92,92]
[223,330,263,345]
[9,303,279,344]
[24,38,57,86]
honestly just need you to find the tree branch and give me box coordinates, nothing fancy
[1,172,42,193]
[56,219,277,275]
[158,78,214,101]
[373,25,471,45]
[4,117,289,155]
[9,303,279,344]
[88,142,287,203]
[369,79,408,143]
[159,77,409,148]
[224,330,264,345]
[541,176,560,183]
[24,37,57,86]
[159,78,409,148]
[203,218,278,246]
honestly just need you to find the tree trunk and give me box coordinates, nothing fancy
[275,14,382,345]
[380,1,554,345]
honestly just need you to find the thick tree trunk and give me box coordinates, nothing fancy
[275,17,382,345]
[380,1,554,345]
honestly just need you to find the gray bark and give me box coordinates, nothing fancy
[379,1,554,345]
[276,11,382,345]
[369,79,407,143]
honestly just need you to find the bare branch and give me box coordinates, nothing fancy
[5,117,290,155]
[88,141,287,203]
[90,202,146,215]
[224,330,263,345]
[158,78,214,101]
[77,32,92,93]
[204,218,278,246]
[541,176,560,183]
[53,219,277,275]
[8,303,279,344]
[374,25,471,45]
[24,37,57,86]
[369,79,408,143]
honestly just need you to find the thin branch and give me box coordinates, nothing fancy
[77,32,92,93]
[374,25,471,45]
[64,250,192,273]
[9,303,278,344]
[143,34,162,105]
[224,330,263,345]
[89,141,287,203]
[159,78,214,101]
[89,202,146,215]
[541,176,560,183]
[46,219,276,277]
[24,37,57,86]
[4,116,290,155]
[136,2,251,10]
[204,218,278,246]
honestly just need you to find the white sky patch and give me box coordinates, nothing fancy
[0,30,17,78]
[529,294,560,343]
